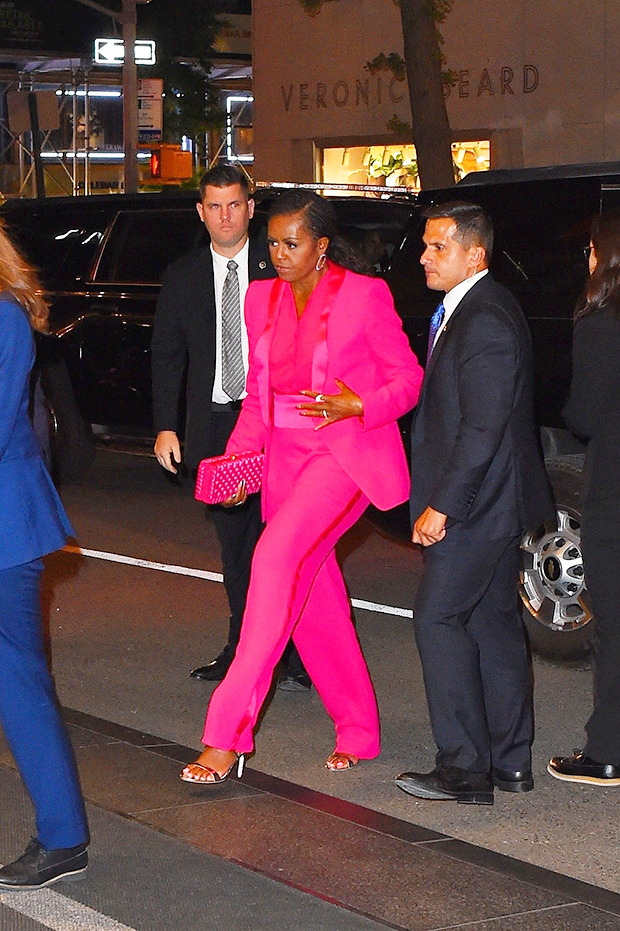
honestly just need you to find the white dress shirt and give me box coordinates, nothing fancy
[211,240,250,403]
[433,269,489,350]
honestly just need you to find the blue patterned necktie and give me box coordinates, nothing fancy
[426,301,445,364]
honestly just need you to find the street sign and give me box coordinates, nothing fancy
[138,78,163,144]
[94,38,156,65]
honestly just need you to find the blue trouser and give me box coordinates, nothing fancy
[0,559,88,850]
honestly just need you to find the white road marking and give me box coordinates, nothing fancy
[63,545,224,583]
[350,598,412,618]
[0,885,137,931]
[63,546,413,619]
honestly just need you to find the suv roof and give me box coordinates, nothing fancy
[457,161,620,187]
[0,188,418,292]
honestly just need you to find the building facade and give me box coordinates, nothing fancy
[252,0,620,186]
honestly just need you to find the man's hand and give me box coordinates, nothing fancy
[412,507,447,546]
[154,431,182,473]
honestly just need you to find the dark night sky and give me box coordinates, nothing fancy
[0,1,120,55]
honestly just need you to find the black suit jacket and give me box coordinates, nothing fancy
[410,273,554,540]
[562,304,620,508]
[151,237,274,469]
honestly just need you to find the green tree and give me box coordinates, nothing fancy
[138,0,224,144]
[296,0,455,190]
[398,0,454,189]
[49,1,224,145]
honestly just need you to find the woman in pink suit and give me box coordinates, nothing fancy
[182,190,423,782]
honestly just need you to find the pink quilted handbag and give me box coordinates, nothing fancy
[195,451,264,504]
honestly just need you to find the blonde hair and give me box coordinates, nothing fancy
[0,217,48,332]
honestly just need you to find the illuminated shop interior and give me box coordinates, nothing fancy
[321,141,490,191]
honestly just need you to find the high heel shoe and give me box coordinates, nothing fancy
[325,752,359,771]
[180,751,245,784]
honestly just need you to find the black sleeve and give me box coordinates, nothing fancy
[151,264,188,434]
[562,311,620,441]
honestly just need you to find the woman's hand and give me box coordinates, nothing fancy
[298,379,363,430]
[221,480,248,508]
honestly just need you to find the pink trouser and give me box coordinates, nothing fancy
[202,425,380,758]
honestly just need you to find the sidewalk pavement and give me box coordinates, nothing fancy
[1,708,619,931]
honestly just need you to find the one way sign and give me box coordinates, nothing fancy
[94,38,156,65]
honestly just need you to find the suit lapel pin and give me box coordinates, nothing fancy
[259,261,267,269]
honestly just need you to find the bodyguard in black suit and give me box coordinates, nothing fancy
[151,166,306,686]
[396,202,554,805]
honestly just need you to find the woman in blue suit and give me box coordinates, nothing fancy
[0,220,89,890]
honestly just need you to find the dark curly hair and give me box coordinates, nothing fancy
[268,189,371,275]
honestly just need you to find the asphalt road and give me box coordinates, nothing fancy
[45,446,617,894]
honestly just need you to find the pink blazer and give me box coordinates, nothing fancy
[227,265,423,511]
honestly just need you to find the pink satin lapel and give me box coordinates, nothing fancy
[256,265,347,424]
[311,263,346,392]
[254,278,288,425]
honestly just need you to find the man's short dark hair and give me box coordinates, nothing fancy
[199,165,252,200]
[423,200,493,262]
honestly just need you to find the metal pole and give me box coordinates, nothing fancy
[122,0,139,193]
[18,131,25,193]
[27,92,45,198]
[72,74,79,195]
[84,71,91,195]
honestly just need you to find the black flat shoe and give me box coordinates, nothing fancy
[278,670,311,691]
[395,765,494,805]
[547,750,620,786]
[491,767,534,792]
[0,838,88,890]
[190,648,233,681]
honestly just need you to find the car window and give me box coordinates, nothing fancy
[253,194,415,275]
[420,178,599,319]
[331,200,416,274]
[601,184,620,214]
[1,203,110,289]
[94,209,203,284]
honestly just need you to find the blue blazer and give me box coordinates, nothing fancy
[0,295,73,570]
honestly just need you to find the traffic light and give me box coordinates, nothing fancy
[146,144,193,183]
[150,149,161,178]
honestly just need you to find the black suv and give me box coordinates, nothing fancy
[3,166,619,661]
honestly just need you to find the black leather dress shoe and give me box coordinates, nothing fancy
[277,670,311,691]
[0,838,88,890]
[491,767,534,792]
[190,648,233,681]
[395,765,494,805]
[547,750,620,786]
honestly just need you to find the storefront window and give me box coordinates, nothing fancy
[321,141,490,191]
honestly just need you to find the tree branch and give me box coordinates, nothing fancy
[71,0,122,24]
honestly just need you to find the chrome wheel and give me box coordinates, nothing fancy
[520,505,591,634]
